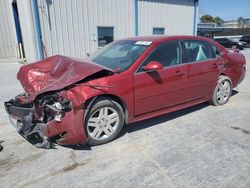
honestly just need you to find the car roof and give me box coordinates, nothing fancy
[121,35,215,43]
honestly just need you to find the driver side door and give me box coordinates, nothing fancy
[133,41,188,116]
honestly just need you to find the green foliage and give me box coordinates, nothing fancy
[200,14,214,23]
[237,17,246,27]
[200,14,224,27]
[214,17,224,27]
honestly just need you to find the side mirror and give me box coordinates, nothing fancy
[143,61,163,72]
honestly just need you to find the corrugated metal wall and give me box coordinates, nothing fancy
[138,0,194,35]
[0,0,16,59]
[38,0,195,59]
[38,0,135,58]
[0,0,195,60]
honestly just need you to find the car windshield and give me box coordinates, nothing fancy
[88,40,150,72]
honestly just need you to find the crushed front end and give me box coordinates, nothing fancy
[4,55,114,148]
[4,92,87,148]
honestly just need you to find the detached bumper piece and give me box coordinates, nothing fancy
[5,100,52,148]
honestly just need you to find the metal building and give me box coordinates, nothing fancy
[0,0,198,63]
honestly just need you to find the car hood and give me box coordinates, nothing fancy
[17,55,113,100]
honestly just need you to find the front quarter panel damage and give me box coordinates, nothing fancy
[43,107,86,145]
[4,55,117,148]
[4,83,111,148]
[5,91,88,148]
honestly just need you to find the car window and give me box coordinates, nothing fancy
[210,44,221,58]
[182,40,213,63]
[138,41,181,72]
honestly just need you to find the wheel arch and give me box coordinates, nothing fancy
[219,73,233,86]
[84,94,129,124]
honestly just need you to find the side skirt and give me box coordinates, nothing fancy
[129,97,210,124]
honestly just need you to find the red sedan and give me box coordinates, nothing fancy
[5,36,246,148]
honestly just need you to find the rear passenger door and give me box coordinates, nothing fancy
[181,40,220,101]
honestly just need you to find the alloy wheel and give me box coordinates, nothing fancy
[216,80,231,104]
[87,107,120,140]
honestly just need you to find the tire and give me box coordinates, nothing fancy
[232,45,237,49]
[85,97,124,146]
[210,75,232,106]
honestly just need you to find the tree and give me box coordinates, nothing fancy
[200,14,214,23]
[237,17,246,28]
[214,17,224,26]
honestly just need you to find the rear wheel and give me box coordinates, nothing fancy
[85,98,124,146]
[210,75,232,106]
[232,45,237,49]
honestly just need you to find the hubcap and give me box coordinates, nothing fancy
[87,107,119,140]
[216,80,231,104]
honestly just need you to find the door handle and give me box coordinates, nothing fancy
[175,70,185,76]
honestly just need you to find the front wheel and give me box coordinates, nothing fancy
[85,98,124,146]
[210,75,232,106]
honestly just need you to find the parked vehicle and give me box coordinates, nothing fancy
[5,36,246,148]
[214,37,245,50]
[240,35,250,45]
[237,40,248,47]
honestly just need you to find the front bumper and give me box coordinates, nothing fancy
[4,99,88,148]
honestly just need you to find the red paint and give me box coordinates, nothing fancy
[143,61,164,71]
[17,55,113,100]
[15,36,246,145]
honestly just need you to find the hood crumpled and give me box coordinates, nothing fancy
[17,55,113,100]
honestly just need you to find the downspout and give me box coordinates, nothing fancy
[135,0,139,36]
[32,0,43,60]
[193,0,199,36]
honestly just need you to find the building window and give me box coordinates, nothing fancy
[97,27,114,47]
[153,27,165,35]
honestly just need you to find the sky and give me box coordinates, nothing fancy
[198,0,250,21]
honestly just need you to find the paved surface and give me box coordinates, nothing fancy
[0,50,250,188]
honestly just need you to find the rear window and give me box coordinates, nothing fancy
[210,44,221,58]
[182,40,214,63]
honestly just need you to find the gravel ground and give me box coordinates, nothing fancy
[0,50,250,188]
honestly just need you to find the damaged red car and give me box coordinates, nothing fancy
[5,36,246,148]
